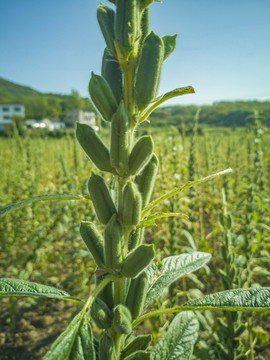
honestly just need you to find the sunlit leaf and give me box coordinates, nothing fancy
[183,287,270,311]
[142,169,233,217]
[43,311,95,359]
[0,194,88,216]
[138,212,188,228]
[145,252,211,308]
[150,312,199,360]
[0,278,84,304]
[140,87,195,123]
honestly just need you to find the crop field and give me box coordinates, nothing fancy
[0,124,269,359]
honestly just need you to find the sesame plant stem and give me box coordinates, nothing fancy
[83,275,116,313]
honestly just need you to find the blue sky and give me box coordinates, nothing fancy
[0,0,269,105]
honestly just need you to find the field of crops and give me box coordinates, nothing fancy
[0,123,269,359]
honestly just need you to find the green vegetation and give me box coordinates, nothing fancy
[0,78,94,121]
[0,124,269,359]
[149,101,270,128]
[0,1,269,360]
[1,77,269,127]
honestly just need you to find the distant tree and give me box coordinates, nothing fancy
[27,96,48,119]
[68,89,84,110]
[47,97,62,118]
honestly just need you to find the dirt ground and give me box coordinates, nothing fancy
[0,299,80,360]
[0,298,269,360]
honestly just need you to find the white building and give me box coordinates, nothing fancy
[67,109,97,129]
[0,104,25,131]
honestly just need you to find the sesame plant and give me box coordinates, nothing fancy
[1,1,270,359]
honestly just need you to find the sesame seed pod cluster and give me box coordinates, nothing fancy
[75,0,179,357]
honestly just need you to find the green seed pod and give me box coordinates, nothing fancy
[99,333,117,360]
[135,31,164,110]
[227,214,232,229]
[115,0,140,57]
[140,7,150,44]
[121,334,152,359]
[122,182,142,226]
[76,122,113,173]
[113,304,132,335]
[102,48,123,104]
[110,101,130,175]
[95,274,114,310]
[220,245,227,261]
[97,3,116,56]
[123,351,150,360]
[217,344,230,360]
[80,221,105,268]
[89,72,118,122]
[216,318,230,337]
[90,297,113,329]
[135,153,159,208]
[121,244,155,278]
[229,266,236,280]
[128,227,144,251]
[88,174,117,225]
[235,324,246,337]
[162,34,177,61]
[104,214,123,270]
[218,269,231,289]
[219,213,225,227]
[128,136,154,176]
[125,271,148,319]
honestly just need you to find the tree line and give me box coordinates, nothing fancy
[0,78,94,122]
[149,101,270,128]
[1,78,269,127]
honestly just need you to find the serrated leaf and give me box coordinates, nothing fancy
[138,212,188,228]
[183,287,270,311]
[150,312,199,360]
[0,194,88,216]
[0,278,84,304]
[144,252,211,308]
[43,311,95,359]
[142,169,233,217]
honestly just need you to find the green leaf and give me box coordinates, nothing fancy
[181,229,196,250]
[0,193,88,216]
[150,312,199,360]
[144,252,211,308]
[142,169,233,217]
[138,212,188,228]
[43,311,95,359]
[183,287,270,311]
[140,87,195,123]
[0,278,84,304]
[162,34,177,61]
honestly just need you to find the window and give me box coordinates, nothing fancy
[14,107,21,111]
[2,107,9,112]
[3,116,11,119]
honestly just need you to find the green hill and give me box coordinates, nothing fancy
[1,78,269,127]
[0,78,41,101]
[0,78,94,121]
[149,100,270,128]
